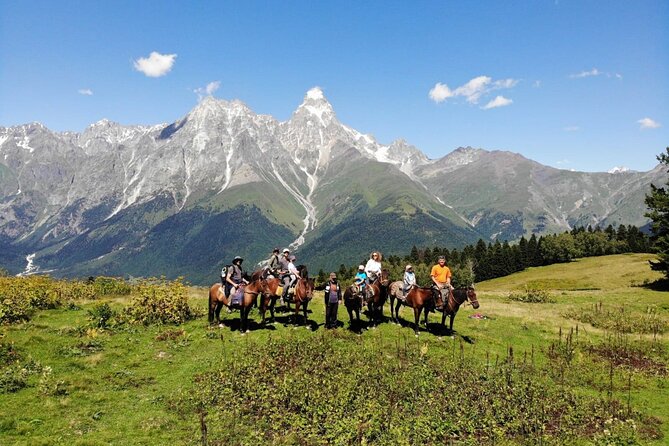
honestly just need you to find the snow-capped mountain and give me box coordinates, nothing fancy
[0,88,664,283]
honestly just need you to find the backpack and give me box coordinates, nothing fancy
[221,265,232,278]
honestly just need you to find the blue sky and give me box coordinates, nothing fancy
[1,0,667,172]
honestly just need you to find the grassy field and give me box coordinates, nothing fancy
[0,253,667,445]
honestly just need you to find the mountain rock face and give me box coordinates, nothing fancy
[1,88,665,283]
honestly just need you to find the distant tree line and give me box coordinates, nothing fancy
[317,224,651,287]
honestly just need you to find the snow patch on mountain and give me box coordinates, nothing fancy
[608,166,629,174]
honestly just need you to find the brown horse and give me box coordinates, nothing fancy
[365,269,390,327]
[291,268,315,328]
[251,267,282,325]
[388,281,445,336]
[437,286,479,333]
[208,279,270,333]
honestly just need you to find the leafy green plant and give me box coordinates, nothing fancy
[508,286,555,303]
[123,278,197,325]
[87,302,116,328]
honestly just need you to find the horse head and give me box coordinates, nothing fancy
[466,285,480,309]
[297,265,309,279]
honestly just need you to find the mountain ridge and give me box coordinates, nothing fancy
[1,88,665,282]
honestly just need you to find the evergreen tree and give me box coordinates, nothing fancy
[644,147,669,277]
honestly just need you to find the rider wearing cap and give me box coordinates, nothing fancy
[225,256,248,298]
[266,247,281,277]
[403,264,416,297]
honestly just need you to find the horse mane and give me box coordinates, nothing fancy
[297,265,308,279]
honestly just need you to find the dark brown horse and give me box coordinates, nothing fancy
[437,286,479,333]
[343,285,362,327]
[388,281,446,336]
[364,269,390,327]
[208,279,270,333]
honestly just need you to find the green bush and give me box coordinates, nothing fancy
[124,278,196,325]
[0,276,98,324]
[90,276,133,296]
[508,286,555,303]
[87,302,116,328]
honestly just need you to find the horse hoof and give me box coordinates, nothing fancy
[245,330,250,334]
[218,323,224,328]
[240,332,246,336]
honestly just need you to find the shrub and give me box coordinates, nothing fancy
[87,302,116,328]
[0,276,98,324]
[90,276,133,296]
[124,278,196,325]
[508,286,555,303]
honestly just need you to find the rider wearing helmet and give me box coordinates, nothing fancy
[354,265,367,300]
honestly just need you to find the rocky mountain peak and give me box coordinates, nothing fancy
[292,87,337,127]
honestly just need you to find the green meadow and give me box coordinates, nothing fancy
[1,253,667,445]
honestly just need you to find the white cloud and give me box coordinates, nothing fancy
[429,75,518,105]
[428,82,453,103]
[454,76,492,103]
[78,88,93,96]
[194,81,221,99]
[134,51,177,77]
[482,95,513,110]
[638,117,661,129]
[563,126,580,132]
[533,80,542,88]
[570,68,601,79]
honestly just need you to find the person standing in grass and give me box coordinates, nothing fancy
[324,272,342,329]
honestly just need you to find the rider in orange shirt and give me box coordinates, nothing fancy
[430,255,452,305]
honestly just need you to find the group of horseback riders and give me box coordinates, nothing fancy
[220,248,454,308]
[213,248,478,335]
[221,247,302,304]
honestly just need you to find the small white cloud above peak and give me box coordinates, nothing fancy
[134,51,177,77]
[194,81,221,101]
[638,117,661,130]
[306,86,325,101]
[294,86,336,126]
[78,88,93,96]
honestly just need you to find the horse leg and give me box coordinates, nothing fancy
[449,314,455,333]
[303,302,309,329]
[260,297,267,325]
[215,302,223,325]
[270,297,276,323]
[208,295,215,324]
[413,307,421,336]
[424,308,429,327]
[394,301,402,324]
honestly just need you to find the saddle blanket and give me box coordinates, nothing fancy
[230,286,244,306]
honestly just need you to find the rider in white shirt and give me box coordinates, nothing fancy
[364,251,382,283]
